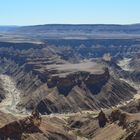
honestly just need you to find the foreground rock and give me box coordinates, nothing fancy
[0,111,75,140]
[0,109,140,140]
[67,109,140,140]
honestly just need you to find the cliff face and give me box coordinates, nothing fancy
[46,68,109,96]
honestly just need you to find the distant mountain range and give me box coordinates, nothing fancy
[1,24,140,39]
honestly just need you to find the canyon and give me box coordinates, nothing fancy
[0,24,140,139]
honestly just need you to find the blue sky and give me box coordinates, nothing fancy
[0,0,140,25]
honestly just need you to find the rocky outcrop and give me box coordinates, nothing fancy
[84,68,109,94]
[46,68,110,96]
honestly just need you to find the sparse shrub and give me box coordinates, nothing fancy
[110,108,121,122]
[75,130,83,137]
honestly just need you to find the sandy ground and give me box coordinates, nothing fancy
[118,58,133,71]
[0,74,21,114]
[92,123,125,140]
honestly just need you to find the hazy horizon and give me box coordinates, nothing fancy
[1,23,140,27]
